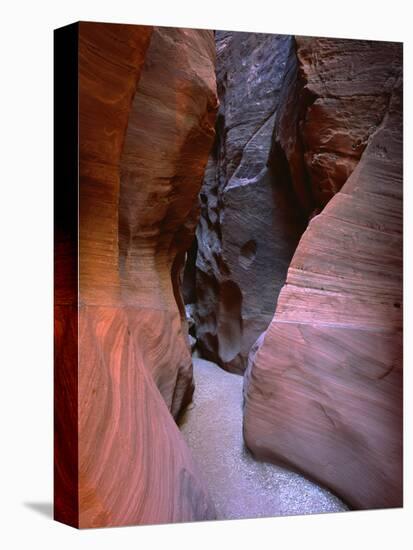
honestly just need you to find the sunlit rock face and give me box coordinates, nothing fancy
[56,23,218,528]
[243,41,403,510]
[195,32,307,374]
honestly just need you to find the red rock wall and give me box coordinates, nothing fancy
[55,22,218,528]
[118,27,218,414]
[274,37,401,213]
[243,43,403,509]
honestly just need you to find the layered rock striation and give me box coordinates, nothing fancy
[243,42,403,509]
[55,23,218,528]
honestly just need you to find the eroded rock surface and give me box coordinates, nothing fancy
[194,36,402,376]
[195,32,307,373]
[274,37,402,212]
[243,47,403,510]
[56,23,218,528]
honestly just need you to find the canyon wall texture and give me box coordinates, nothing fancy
[274,37,402,213]
[55,22,218,528]
[194,32,307,373]
[194,34,402,375]
[243,41,403,510]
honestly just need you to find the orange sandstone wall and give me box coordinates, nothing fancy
[55,22,218,528]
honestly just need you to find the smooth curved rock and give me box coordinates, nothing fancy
[243,53,403,510]
[118,27,218,414]
[195,32,307,373]
[56,23,218,528]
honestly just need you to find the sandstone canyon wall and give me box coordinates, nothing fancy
[55,25,403,525]
[274,37,402,212]
[194,32,307,373]
[55,22,218,528]
[193,34,402,376]
[243,40,403,510]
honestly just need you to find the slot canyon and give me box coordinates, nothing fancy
[54,22,403,528]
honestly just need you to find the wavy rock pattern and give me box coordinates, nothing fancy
[78,307,216,527]
[243,53,403,509]
[55,23,218,528]
[195,32,306,373]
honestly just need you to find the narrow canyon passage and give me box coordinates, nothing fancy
[179,359,347,519]
[178,31,402,517]
[58,24,403,528]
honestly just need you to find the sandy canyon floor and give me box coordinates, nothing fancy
[179,358,347,520]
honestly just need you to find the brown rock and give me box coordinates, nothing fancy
[274,36,401,211]
[243,55,403,510]
[55,22,218,528]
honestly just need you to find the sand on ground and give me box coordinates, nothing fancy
[179,358,347,520]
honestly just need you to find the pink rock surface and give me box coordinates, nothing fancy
[243,64,403,509]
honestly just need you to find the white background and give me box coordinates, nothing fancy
[0,0,411,548]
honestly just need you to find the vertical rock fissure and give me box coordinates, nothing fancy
[187,32,308,374]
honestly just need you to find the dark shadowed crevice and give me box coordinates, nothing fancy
[239,239,257,268]
[182,236,198,305]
